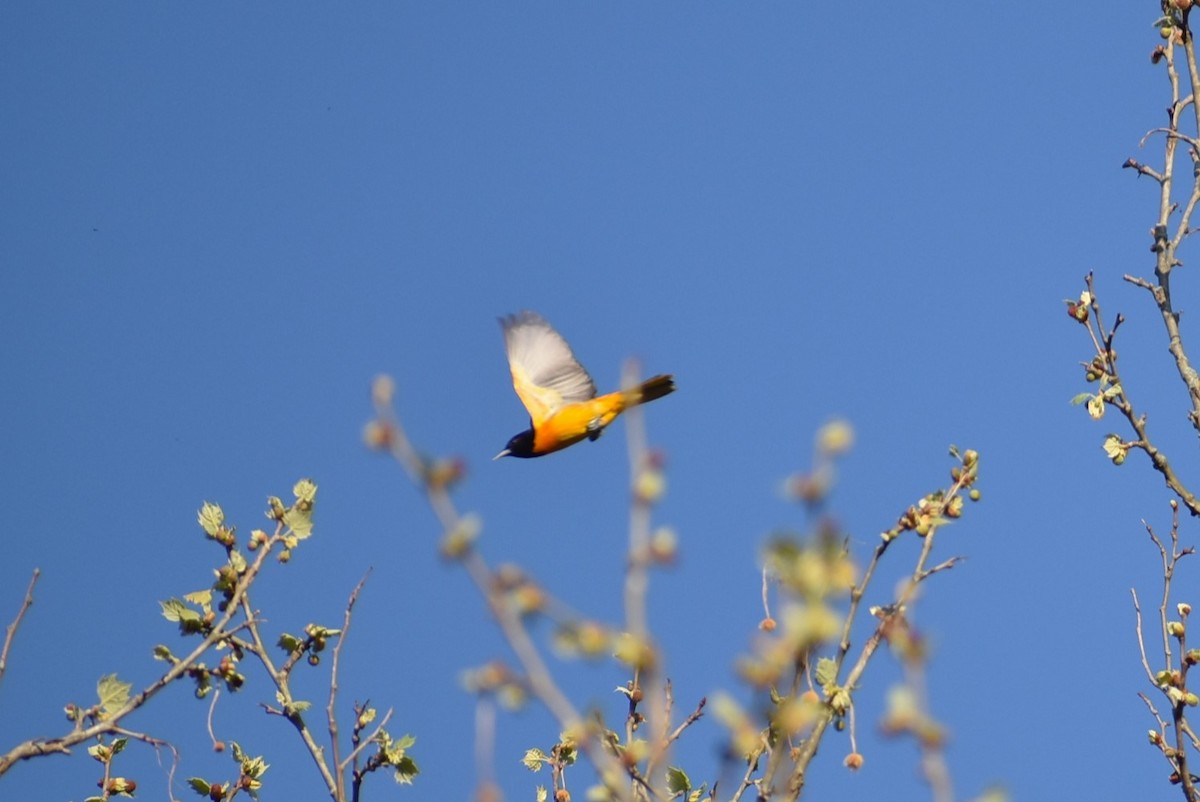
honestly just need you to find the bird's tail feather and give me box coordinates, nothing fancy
[629,374,675,406]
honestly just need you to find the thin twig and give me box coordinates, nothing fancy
[1133,588,1159,685]
[728,745,764,802]
[328,571,372,801]
[0,568,39,688]
[206,688,221,748]
[663,696,706,750]
[1141,127,1200,151]
[341,707,394,772]
[111,726,182,798]
[1142,691,1171,733]
[917,556,962,582]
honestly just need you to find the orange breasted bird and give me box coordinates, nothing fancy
[494,311,675,459]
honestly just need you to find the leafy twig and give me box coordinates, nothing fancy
[0,532,280,776]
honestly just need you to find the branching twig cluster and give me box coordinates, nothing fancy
[0,481,412,802]
[1067,5,1200,800]
[1134,502,1200,799]
[1072,3,1200,514]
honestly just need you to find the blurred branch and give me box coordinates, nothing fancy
[624,360,653,642]
[622,359,674,789]
[368,375,635,801]
[781,448,976,800]
[729,437,978,801]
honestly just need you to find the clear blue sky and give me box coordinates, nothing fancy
[1,3,1190,800]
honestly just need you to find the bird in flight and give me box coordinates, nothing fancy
[494,311,675,459]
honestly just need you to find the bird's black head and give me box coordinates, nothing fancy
[494,429,536,459]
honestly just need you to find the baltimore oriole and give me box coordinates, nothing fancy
[493,311,675,459]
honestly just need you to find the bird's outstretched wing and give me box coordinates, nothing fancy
[500,311,597,426]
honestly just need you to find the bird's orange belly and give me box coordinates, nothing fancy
[532,393,627,454]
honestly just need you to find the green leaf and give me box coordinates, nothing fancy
[229,549,247,574]
[159,598,187,622]
[184,589,213,613]
[187,777,211,795]
[161,598,202,634]
[523,748,546,771]
[1103,434,1125,459]
[198,502,224,536]
[666,766,691,794]
[283,506,314,541]
[814,657,838,688]
[1069,393,1093,406]
[277,479,318,541]
[392,755,418,784]
[85,797,106,802]
[277,633,303,653]
[111,737,127,755]
[290,700,312,713]
[97,674,132,718]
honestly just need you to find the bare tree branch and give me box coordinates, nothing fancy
[0,568,39,689]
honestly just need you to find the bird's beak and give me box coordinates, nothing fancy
[492,449,510,461]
